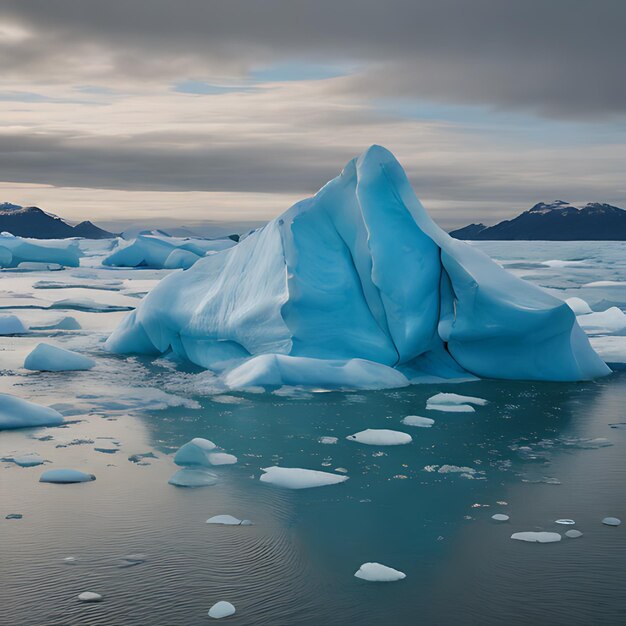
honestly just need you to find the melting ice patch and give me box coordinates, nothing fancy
[354,562,406,582]
[168,468,218,488]
[346,429,412,446]
[0,394,64,430]
[24,343,95,372]
[206,515,252,526]
[40,469,95,484]
[511,532,561,543]
[260,466,349,489]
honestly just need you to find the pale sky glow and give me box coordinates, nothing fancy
[1,1,625,230]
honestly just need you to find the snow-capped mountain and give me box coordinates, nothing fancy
[450,201,626,240]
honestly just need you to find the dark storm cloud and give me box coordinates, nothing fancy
[1,0,625,118]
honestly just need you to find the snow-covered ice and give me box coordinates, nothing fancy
[207,452,237,465]
[565,297,593,315]
[208,601,236,619]
[0,314,28,335]
[510,532,562,543]
[206,515,252,526]
[427,393,488,406]
[260,466,349,489]
[0,394,64,430]
[168,468,218,488]
[401,415,434,428]
[427,403,475,413]
[39,469,95,484]
[602,517,621,526]
[319,436,338,444]
[346,429,412,446]
[354,562,406,582]
[174,438,217,466]
[8,453,44,467]
[24,343,95,372]
[577,307,626,335]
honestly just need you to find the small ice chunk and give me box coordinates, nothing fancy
[173,438,217,467]
[40,469,95,484]
[602,517,621,526]
[24,343,95,372]
[0,314,28,335]
[207,452,237,466]
[5,513,23,520]
[427,393,488,406]
[206,515,252,526]
[346,429,412,446]
[427,403,475,413]
[511,532,561,543]
[555,519,576,525]
[64,556,76,563]
[401,415,434,428]
[319,436,338,444]
[354,562,406,582]
[208,601,236,619]
[492,514,510,522]
[565,297,592,315]
[11,453,44,467]
[78,592,102,603]
[168,468,218,488]
[565,530,583,538]
[260,466,348,489]
[0,394,64,430]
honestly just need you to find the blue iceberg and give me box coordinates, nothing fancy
[0,394,65,430]
[24,343,96,372]
[106,146,610,387]
[0,233,80,268]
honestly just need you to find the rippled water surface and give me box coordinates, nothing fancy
[1,241,625,625]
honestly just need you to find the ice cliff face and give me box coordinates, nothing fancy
[106,146,610,386]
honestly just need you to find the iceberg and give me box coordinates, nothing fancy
[168,468,219,487]
[24,343,96,372]
[77,592,103,603]
[565,297,592,315]
[354,562,406,582]
[206,515,252,526]
[0,394,64,430]
[0,314,28,335]
[260,466,349,489]
[510,532,561,543]
[7,453,45,467]
[346,429,412,446]
[401,415,434,428]
[602,517,621,526]
[577,307,626,335]
[208,601,236,619]
[0,233,80,268]
[30,315,81,331]
[427,393,488,406]
[40,469,96,484]
[106,146,610,387]
[173,438,217,466]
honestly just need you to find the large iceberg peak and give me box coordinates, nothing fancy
[106,145,610,387]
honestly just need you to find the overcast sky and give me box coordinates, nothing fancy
[1,0,625,230]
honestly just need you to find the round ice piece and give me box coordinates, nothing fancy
[401,415,434,428]
[565,530,583,538]
[168,468,218,488]
[602,517,621,526]
[0,314,28,335]
[492,514,509,522]
[208,601,236,619]
[510,532,561,543]
[346,429,412,446]
[260,466,348,489]
[207,452,237,466]
[206,515,252,526]
[39,469,95,484]
[555,519,576,525]
[12,453,44,467]
[354,562,406,582]
[78,592,102,603]
[0,394,64,430]
[24,343,95,372]
[173,438,217,467]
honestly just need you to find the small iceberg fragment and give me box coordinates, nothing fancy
[5,513,23,520]
[565,530,583,538]
[511,532,561,543]
[30,315,81,331]
[565,297,592,316]
[40,469,96,484]
[0,314,28,335]
[602,517,621,526]
[11,453,44,467]
[426,393,487,413]
[401,415,434,428]
[319,436,338,444]
[260,466,349,489]
[164,248,201,270]
[0,394,64,430]
[78,592,102,603]
[64,556,77,563]
[427,403,475,413]
[168,468,218,488]
[492,514,510,522]
[206,515,253,526]
[128,452,157,465]
[346,429,412,446]
[24,343,95,372]
[208,601,236,619]
[555,519,576,525]
[173,438,217,467]
[207,452,237,466]
[354,562,406,582]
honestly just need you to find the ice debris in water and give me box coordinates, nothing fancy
[427,403,475,413]
[24,343,95,372]
[319,436,338,444]
[206,515,253,526]
[346,429,412,446]
[511,532,561,543]
[208,601,236,619]
[427,393,488,406]
[40,469,96,484]
[401,415,434,428]
[260,466,349,489]
[30,315,81,331]
[174,438,237,467]
[168,468,218,488]
[8,453,45,467]
[354,562,406,582]
[207,452,237,465]
[5,513,23,520]
[492,514,510,522]
[577,307,626,335]
[555,519,576,525]
[106,146,609,389]
[565,530,583,538]
[78,592,102,603]
[50,297,133,312]
[565,297,593,316]
[0,394,64,430]
[0,314,28,335]
[128,452,157,465]
[602,517,621,526]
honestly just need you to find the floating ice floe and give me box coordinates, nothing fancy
[427,403,475,413]
[7,453,45,467]
[64,557,76,563]
[168,468,218,488]
[602,517,621,526]
[33,279,123,291]
[492,514,510,522]
[565,530,583,539]
[40,469,95,484]
[24,343,96,372]
[346,429,412,446]
[565,297,593,316]
[510,532,561,543]
[354,562,406,582]
[49,297,133,312]
[78,592,102,603]
[0,394,64,430]
[0,314,28,335]
[0,233,80,268]
[106,146,609,390]
[207,452,237,465]
[260,466,349,489]
[437,465,481,479]
[206,515,253,526]
[174,438,217,466]
[319,436,338,444]
[208,601,236,619]
[555,519,576,525]
[30,315,81,331]
[426,393,487,413]
[401,415,434,428]
[577,307,626,335]
[5,513,22,519]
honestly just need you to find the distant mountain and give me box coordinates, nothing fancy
[449,201,626,240]
[0,203,115,239]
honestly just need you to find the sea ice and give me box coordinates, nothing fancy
[401,415,435,428]
[319,436,338,444]
[206,515,252,525]
[602,517,621,526]
[164,248,201,270]
[427,393,488,406]
[208,601,236,619]
[565,297,593,315]
[577,307,626,335]
[207,452,237,465]
[555,519,576,525]
[39,469,96,484]
[510,532,562,543]
[49,297,133,312]
[174,438,217,466]
[168,468,218,487]
[0,233,80,268]
[78,592,102,603]
[354,562,406,582]
[5,513,23,519]
[0,394,64,430]
[491,514,510,522]
[346,429,412,446]
[260,466,349,489]
[0,314,28,335]
[426,403,475,413]
[106,146,609,387]
[24,343,95,372]
[565,530,583,538]
[10,453,44,467]
[30,316,81,330]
